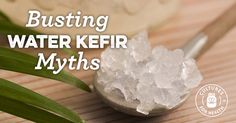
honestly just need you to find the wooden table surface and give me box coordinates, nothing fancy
[1,0,236,122]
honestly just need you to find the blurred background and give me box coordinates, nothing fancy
[0,0,236,122]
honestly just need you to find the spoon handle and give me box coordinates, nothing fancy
[182,3,236,59]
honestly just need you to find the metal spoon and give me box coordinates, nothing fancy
[93,3,236,116]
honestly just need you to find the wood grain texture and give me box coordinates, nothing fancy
[1,0,236,122]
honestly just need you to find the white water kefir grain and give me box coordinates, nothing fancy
[97,31,203,115]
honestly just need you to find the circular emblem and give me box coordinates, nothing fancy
[195,84,228,117]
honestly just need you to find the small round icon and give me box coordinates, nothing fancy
[195,84,228,117]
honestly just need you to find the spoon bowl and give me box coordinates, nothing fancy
[93,75,191,116]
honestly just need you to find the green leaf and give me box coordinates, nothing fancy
[63,48,80,59]
[0,11,11,21]
[0,10,40,35]
[0,21,40,35]
[0,10,78,59]
[0,78,84,123]
[0,47,91,92]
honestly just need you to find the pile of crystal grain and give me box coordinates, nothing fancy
[96,31,203,115]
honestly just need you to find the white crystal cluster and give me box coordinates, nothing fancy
[97,31,203,115]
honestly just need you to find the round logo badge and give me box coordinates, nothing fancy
[195,84,228,117]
